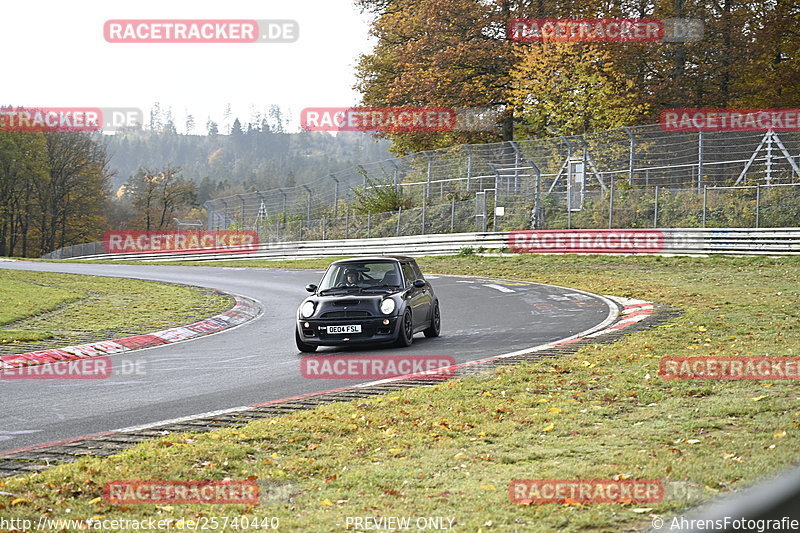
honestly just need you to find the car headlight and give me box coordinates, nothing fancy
[380,298,396,315]
[300,301,316,318]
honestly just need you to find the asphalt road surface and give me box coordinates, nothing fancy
[0,262,613,452]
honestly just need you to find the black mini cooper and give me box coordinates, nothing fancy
[295,256,440,352]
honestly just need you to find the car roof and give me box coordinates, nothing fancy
[330,256,414,265]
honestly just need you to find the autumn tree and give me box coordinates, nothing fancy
[355,0,530,154]
[126,165,196,230]
[0,128,110,257]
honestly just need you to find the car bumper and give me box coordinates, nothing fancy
[297,316,400,346]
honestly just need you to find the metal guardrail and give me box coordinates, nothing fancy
[66,228,800,262]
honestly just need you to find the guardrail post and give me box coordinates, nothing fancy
[276,218,280,242]
[702,185,708,227]
[396,207,402,236]
[653,186,659,228]
[322,216,326,240]
[367,212,371,238]
[345,210,350,239]
[756,185,761,228]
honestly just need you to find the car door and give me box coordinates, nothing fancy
[401,262,424,328]
[410,261,433,322]
[402,261,430,328]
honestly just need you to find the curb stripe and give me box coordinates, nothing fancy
[0,295,261,370]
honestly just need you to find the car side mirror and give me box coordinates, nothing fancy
[413,279,426,288]
[305,284,318,293]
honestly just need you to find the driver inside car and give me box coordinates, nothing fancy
[344,269,359,287]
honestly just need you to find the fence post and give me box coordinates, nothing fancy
[698,132,704,192]
[421,200,426,235]
[329,174,339,219]
[424,151,433,200]
[756,185,761,228]
[450,197,455,232]
[608,176,614,229]
[276,218,280,242]
[465,145,472,192]
[345,210,350,239]
[623,126,635,184]
[303,185,312,225]
[653,186,659,228]
[396,208,402,236]
[702,185,708,227]
[766,134,774,185]
[367,212,371,239]
[322,216,326,240]
[492,189,498,231]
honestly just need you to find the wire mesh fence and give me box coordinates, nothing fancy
[41,121,800,259]
[204,122,800,234]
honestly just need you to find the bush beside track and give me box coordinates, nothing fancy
[2,255,800,532]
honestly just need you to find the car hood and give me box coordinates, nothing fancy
[301,290,403,318]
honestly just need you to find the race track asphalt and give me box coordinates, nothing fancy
[0,262,613,452]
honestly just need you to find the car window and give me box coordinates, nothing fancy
[318,261,401,290]
[401,262,416,286]
[411,261,424,281]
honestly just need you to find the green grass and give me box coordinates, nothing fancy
[2,255,800,532]
[0,270,232,348]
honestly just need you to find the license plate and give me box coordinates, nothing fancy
[327,324,361,334]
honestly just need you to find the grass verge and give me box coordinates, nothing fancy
[2,255,800,532]
[0,270,232,350]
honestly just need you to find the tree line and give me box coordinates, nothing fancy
[0,131,110,257]
[355,0,800,153]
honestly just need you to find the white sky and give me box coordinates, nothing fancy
[4,0,376,133]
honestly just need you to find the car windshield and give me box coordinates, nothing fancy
[318,261,402,292]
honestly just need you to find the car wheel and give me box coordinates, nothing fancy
[423,302,441,338]
[295,328,317,353]
[395,310,414,347]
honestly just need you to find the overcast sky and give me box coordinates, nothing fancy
[5,0,376,133]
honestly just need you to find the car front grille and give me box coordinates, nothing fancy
[320,310,372,318]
